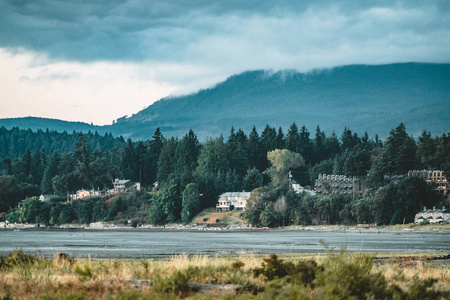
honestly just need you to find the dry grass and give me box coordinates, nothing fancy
[374,255,450,295]
[0,251,449,299]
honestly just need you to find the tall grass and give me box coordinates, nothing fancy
[0,250,448,299]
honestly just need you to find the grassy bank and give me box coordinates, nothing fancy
[1,250,449,299]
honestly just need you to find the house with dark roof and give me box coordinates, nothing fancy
[414,206,450,224]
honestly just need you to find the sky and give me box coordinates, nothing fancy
[1,0,449,125]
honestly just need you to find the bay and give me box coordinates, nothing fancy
[0,229,449,259]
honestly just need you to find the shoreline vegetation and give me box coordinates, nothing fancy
[2,215,450,232]
[0,249,449,299]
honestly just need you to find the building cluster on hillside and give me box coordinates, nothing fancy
[216,192,251,211]
[414,206,450,224]
[314,174,365,198]
[66,179,141,201]
[408,170,449,194]
[291,183,316,196]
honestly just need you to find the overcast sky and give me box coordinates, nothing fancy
[1,0,449,125]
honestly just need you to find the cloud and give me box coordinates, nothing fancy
[1,0,448,66]
[0,49,214,125]
[0,0,449,124]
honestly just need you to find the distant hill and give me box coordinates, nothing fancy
[0,117,101,133]
[2,63,449,140]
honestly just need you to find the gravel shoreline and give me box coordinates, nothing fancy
[1,221,449,233]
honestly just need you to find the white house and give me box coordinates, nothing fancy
[414,206,450,224]
[216,192,251,211]
[39,194,59,202]
[113,179,141,193]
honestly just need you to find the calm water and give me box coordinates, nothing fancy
[0,229,449,258]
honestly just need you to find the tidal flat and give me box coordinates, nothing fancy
[1,228,449,259]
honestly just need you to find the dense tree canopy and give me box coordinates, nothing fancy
[0,123,448,227]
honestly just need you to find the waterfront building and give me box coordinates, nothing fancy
[314,174,365,199]
[216,192,251,211]
[408,170,450,194]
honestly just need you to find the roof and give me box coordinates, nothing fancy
[219,192,251,198]
[417,208,449,213]
[114,179,131,185]
[41,194,58,198]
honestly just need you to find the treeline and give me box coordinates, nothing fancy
[246,175,441,227]
[4,192,150,226]
[0,123,449,226]
[0,126,125,160]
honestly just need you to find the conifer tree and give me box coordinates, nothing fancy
[247,126,263,170]
[148,128,164,184]
[285,123,300,153]
[298,125,313,165]
[181,183,200,223]
[157,137,177,184]
[276,127,285,149]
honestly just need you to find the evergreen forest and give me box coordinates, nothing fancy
[0,123,448,227]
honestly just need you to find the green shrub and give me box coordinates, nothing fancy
[231,260,245,271]
[0,249,38,269]
[401,275,439,300]
[314,251,441,300]
[253,254,321,287]
[315,252,390,299]
[252,251,442,299]
[73,264,93,282]
[257,278,311,300]
[152,266,199,298]
[253,254,293,280]
[293,259,322,288]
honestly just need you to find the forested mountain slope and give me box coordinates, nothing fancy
[1,63,449,140]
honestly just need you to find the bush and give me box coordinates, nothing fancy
[131,219,139,228]
[253,252,442,299]
[315,252,390,299]
[314,250,441,299]
[153,266,199,298]
[231,260,245,271]
[253,254,321,287]
[0,249,38,269]
[73,264,94,282]
[253,254,293,280]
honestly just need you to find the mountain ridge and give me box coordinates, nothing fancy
[2,62,449,140]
